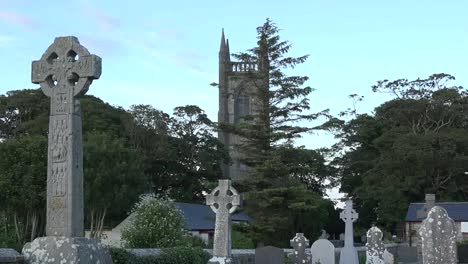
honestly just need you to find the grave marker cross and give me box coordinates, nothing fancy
[340,200,358,247]
[31,36,101,237]
[339,200,359,264]
[290,233,309,264]
[206,180,240,261]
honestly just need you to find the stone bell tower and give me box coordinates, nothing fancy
[218,29,266,181]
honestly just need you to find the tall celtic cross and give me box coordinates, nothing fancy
[340,200,358,247]
[32,36,101,237]
[206,180,241,261]
[339,200,359,264]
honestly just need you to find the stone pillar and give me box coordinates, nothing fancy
[22,36,111,264]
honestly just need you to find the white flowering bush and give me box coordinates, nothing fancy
[121,194,188,248]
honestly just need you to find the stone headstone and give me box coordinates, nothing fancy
[382,249,394,264]
[290,233,309,264]
[366,226,385,264]
[22,36,111,264]
[458,244,468,263]
[419,206,457,264]
[320,229,330,239]
[255,246,284,264]
[339,233,345,241]
[339,200,359,264]
[206,179,241,264]
[311,239,335,264]
[0,248,23,263]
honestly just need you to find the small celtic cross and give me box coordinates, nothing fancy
[206,180,240,261]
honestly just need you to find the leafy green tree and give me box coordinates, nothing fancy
[0,135,47,246]
[326,73,468,231]
[84,131,148,238]
[223,19,333,246]
[0,89,49,139]
[128,104,228,203]
[121,194,189,248]
[169,105,229,201]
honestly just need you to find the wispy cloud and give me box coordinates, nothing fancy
[0,11,38,29]
[0,34,16,47]
[80,0,120,32]
[79,34,122,57]
[172,49,207,74]
[89,10,120,32]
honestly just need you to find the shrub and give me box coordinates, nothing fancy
[121,194,188,248]
[232,230,255,249]
[110,248,134,264]
[110,247,210,264]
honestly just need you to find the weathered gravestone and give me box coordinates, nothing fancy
[419,206,457,264]
[290,233,309,264]
[206,179,241,264]
[0,248,23,263]
[382,249,394,264]
[339,200,359,264]
[311,239,335,264]
[458,244,468,264]
[21,36,111,264]
[365,226,385,264]
[255,246,284,264]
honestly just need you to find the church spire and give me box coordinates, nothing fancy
[219,29,230,62]
[226,39,230,57]
[220,28,226,50]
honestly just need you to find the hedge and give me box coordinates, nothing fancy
[110,247,210,264]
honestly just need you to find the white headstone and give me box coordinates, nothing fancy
[419,206,457,264]
[311,239,335,264]
[366,226,384,264]
[206,180,241,264]
[339,200,359,264]
[382,249,394,264]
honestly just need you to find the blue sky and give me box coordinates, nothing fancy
[0,0,467,150]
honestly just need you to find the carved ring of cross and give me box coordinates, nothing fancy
[32,37,101,98]
[207,184,240,214]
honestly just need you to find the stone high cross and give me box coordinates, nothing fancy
[339,200,359,264]
[419,206,457,264]
[206,179,241,262]
[32,36,101,237]
[290,233,309,264]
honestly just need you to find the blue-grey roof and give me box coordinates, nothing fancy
[175,202,250,231]
[405,202,468,222]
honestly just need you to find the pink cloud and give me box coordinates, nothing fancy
[0,11,38,29]
[91,10,120,32]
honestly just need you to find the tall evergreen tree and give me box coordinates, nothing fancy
[222,19,333,246]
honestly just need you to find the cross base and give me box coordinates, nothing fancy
[22,236,112,264]
[339,246,359,264]
[208,256,233,264]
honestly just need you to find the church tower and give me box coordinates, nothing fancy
[218,30,265,180]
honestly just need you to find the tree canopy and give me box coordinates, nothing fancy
[326,73,468,231]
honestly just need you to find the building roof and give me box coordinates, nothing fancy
[112,202,250,232]
[405,202,468,222]
[175,202,250,231]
